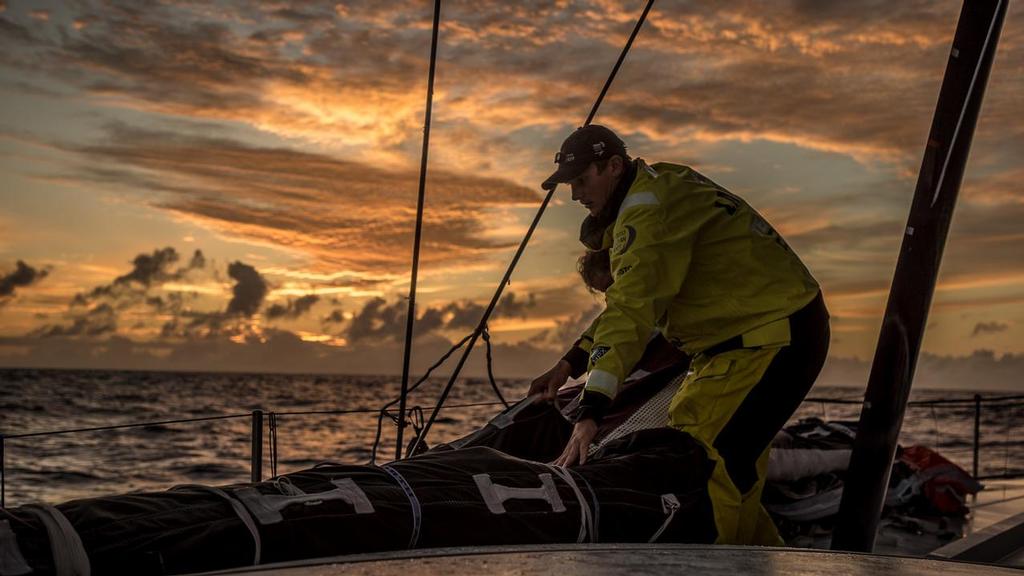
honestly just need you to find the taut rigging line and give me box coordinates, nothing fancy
[399,0,658,459]
[396,0,442,461]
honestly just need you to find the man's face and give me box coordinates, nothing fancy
[569,157,621,217]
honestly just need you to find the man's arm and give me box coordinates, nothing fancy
[577,191,711,422]
[562,315,600,378]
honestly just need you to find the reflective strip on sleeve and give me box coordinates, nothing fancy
[585,369,619,398]
[618,191,659,216]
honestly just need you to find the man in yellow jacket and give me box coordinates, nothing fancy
[530,124,830,545]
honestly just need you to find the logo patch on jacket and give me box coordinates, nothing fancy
[590,345,610,364]
[613,225,636,256]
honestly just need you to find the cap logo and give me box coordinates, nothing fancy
[592,142,606,157]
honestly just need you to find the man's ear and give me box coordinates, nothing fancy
[611,155,625,178]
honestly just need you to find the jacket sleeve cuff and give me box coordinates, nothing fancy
[576,390,612,423]
[561,346,590,379]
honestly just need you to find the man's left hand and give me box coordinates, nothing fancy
[552,419,598,467]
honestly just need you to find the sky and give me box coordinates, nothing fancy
[0,0,1022,390]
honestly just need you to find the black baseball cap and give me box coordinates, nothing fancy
[542,125,627,191]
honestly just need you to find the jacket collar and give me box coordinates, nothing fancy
[579,158,638,250]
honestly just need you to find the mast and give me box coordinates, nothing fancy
[831,0,1008,552]
[396,0,442,461]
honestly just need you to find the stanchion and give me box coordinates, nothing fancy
[251,410,263,483]
[973,394,981,479]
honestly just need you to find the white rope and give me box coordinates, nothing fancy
[21,504,90,576]
[544,464,595,543]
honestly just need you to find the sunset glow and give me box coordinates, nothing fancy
[1,0,1021,389]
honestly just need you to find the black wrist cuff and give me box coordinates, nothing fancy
[576,391,612,424]
[561,346,590,379]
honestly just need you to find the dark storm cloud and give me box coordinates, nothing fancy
[530,303,603,349]
[73,247,205,306]
[30,247,212,340]
[0,260,49,300]
[972,321,1009,337]
[266,294,320,320]
[440,293,537,331]
[346,292,537,342]
[0,14,35,47]
[494,292,536,318]
[346,298,405,342]
[226,261,267,317]
[34,303,117,338]
[322,308,345,324]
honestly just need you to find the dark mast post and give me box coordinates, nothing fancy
[831,0,1008,552]
[396,0,442,461]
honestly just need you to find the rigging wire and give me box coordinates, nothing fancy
[369,333,473,464]
[481,325,510,409]
[396,0,443,461]
[269,412,279,479]
[403,0,658,458]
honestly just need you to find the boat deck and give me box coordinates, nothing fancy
[201,544,1021,576]
[967,476,1024,535]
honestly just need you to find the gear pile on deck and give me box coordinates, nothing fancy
[764,418,982,552]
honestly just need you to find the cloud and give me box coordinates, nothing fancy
[266,294,320,320]
[346,298,409,342]
[530,303,603,349]
[73,247,205,306]
[63,125,538,273]
[494,291,537,318]
[225,261,267,317]
[972,321,1009,337]
[0,328,563,379]
[322,308,345,324]
[345,291,539,343]
[0,260,49,301]
[1,0,1021,370]
[34,303,117,338]
[28,247,268,342]
[816,349,1024,392]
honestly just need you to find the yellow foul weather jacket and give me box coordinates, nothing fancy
[574,159,820,403]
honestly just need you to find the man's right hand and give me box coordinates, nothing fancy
[528,359,572,402]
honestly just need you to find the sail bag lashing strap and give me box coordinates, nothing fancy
[21,504,90,576]
[0,519,33,576]
[544,465,596,543]
[381,465,421,549]
[648,493,680,543]
[472,473,565,514]
[234,478,374,525]
[172,485,261,566]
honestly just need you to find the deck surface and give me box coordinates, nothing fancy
[969,477,1024,534]
[202,544,1022,576]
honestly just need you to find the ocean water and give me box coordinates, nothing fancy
[0,368,1021,505]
